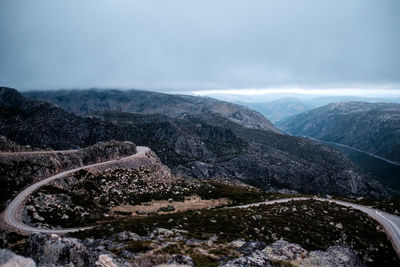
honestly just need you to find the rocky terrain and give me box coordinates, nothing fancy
[0,87,398,266]
[0,234,367,267]
[0,248,35,267]
[0,135,36,152]
[24,165,278,229]
[321,140,400,195]
[2,198,399,266]
[277,101,400,162]
[69,199,398,266]
[24,88,280,133]
[0,87,387,198]
[0,138,137,210]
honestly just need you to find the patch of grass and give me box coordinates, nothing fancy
[209,246,234,256]
[162,244,181,255]
[189,253,219,267]
[112,240,152,254]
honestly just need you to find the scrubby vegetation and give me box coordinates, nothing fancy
[72,200,399,266]
[335,196,400,215]
[26,168,301,228]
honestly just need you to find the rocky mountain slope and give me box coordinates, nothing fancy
[0,138,136,210]
[24,149,174,228]
[24,88,280,133]
[0,135,36,152]
[277,101,400,162]
[0,87,387,197]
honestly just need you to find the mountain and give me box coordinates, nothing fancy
[24,89,280,133]
[237,96,400,123]
[0,87,387,197]
[237,98,315,122]
[277,101,400,162]
[304,96,400,107]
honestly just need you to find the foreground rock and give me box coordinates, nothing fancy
[27,233,131,267]
[220,240,364,267]
[12,229,369,267]
[166,254,195,266]
[0,248,35,267]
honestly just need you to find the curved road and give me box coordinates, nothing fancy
[1,146,150,234]
[2,147,400,256]
[229,197,400,256]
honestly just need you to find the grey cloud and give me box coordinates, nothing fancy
[0,0,399,91]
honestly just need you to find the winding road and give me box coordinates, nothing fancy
[1,146,150,234]
[2,146,400,256]
[230,197,400,256]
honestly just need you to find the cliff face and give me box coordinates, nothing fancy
[24,88,280,133]
[0,139,137,210]
[0,88,387,198]
[277,101,400,162]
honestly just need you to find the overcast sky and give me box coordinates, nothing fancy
[0,0,399,94]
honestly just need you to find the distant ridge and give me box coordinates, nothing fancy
[277,101,400,162]
[24,88,280,133]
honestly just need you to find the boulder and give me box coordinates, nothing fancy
[167,254,195,266]
[239,241,267,256]
[158,205,175,212]
[27,233,130,267]
[262,240,307,261]
[219,251,272,267]
[0,249,36,267]
[301,245,365,267]
[221,240,364,267]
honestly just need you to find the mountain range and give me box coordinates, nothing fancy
[24,89,279,133]
[0,87,386,197]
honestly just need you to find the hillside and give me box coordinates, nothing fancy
[24,89,280,133]
[277,101,400,162]
[0,87,387,197]
[0,138,137,210]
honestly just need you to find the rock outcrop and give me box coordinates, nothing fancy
[220,240,365,267]
[27,233,130,267]
[0,248,35,267]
